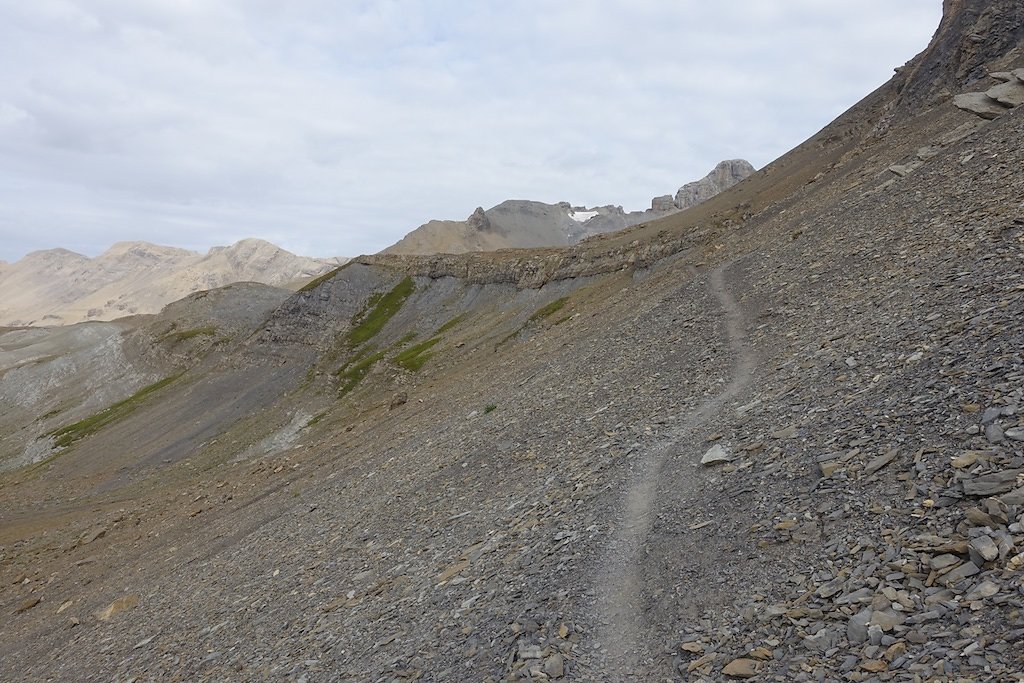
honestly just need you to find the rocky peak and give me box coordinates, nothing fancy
[20,247,89,263]
[651,195,675,212]
[467,207,491,232]
[208,238,279,257]
[674,159,756,211]
[382,159,756,256]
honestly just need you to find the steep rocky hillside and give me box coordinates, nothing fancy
[384,160,754,255]
[1,2,1023,681]
[0,282,292,472]
[0,238,341,327]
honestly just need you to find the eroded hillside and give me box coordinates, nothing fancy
[1,2,1023,681]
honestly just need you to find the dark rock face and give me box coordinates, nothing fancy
[895,0,1024,107]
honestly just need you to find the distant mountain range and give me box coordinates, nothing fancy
[0,160,754,327]
[383,159,754,255]
[0,238,342,327]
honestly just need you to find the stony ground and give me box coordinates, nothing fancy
[2,13,1024,683]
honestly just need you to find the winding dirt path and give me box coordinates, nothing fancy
[594,262,756,680]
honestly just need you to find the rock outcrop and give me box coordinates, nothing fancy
[674,159,756,210]
[954,68,1024,118]
[892,0,1024,110]
[466,206,491,232]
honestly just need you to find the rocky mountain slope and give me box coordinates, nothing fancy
[384,160,754,255]
[0,238,341,327]
[2,2,1024,681]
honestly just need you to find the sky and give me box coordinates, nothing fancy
[0,1,942,262]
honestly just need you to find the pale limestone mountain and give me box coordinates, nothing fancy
[674,159,756,210]
[383,159,755,255]
[0,238,342,326]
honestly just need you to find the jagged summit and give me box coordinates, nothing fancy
[384,159,755,255]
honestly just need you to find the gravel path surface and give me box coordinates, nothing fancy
[595,262,757,681]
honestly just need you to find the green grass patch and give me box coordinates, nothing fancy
[298,266,343,293]
[494,297,570,351]
[394,337,441,372]
[335,349,388,397]
[306,410,328,427]
[397,331,419,345]
[437,314,466,334]
[161,325,216,345]
[48,374,184,448]
[346,276,415,347]
[496,329,519,349]
[339,343,378,368]
[484,404,497,414]
[528,297,568,323]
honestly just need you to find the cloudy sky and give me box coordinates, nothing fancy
[0,1,941,262]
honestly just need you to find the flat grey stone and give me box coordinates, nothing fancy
[954,92,1011,119]
[981,407,1002,424]
[963,470,1022,496]
[1004,427,1024,441]
[969,534,999,562]
[700,444,731,466]
[847,608,873,644]
[986,80,1024,107]
[985,423,1006,444]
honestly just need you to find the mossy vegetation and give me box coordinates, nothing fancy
[346,276,415,347]
[329,277,471,397]
[48,373,184,448]
[437,313,465,334]
[335,349,388,397]
[528,297,568,323]
[495,296,571,351]
[394,337,441,371]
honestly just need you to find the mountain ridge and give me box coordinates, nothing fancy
[0,238,343,327]
[384,159,755,255]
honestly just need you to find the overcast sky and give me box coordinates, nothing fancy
[0,1,941,262]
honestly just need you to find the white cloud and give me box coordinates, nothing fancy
[0,0,941,260]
